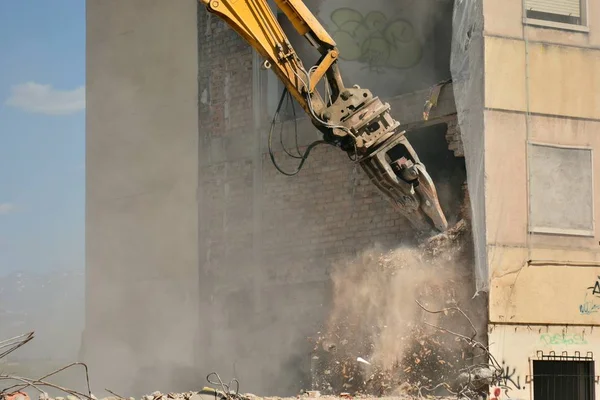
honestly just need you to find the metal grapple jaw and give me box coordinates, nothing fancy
[359,133,449,233]
[319,85,449,233]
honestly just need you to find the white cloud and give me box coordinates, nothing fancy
[0,203,15,215]
[5,82,85,115]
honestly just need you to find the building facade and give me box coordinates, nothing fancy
[482,0,600,399]
[85,0,600,398]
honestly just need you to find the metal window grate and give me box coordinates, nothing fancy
[532,352,596,400]
[536,350,594,362]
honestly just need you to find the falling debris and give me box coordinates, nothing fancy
[308,215,486,398]
[0,191,486,399]
[0,329,501,400]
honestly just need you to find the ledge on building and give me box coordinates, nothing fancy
[523,18,590,33]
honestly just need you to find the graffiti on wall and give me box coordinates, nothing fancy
[540,333,587,346]
[588,276,600,296]
[488,362,524,399]
[579,276,600,315]
[579,294,600,315]
[490,386,503,400]
[496,361,523,391]
[490,386,526,400]
[328,8,423,73]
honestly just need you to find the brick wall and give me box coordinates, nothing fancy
[198,10,253,139]
[195,4,471,396]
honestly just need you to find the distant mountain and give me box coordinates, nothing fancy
[0,268,84,362]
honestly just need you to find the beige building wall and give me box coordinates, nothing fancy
[482,0,600,398]
[488,324,600,399]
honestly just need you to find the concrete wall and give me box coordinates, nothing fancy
[282,0,454,98]
[84,0,200,395]
[485,110,600,326]
[483,4,600,322]
[482,0,600,397]
[483,0,600,47]
[485,37,600,120]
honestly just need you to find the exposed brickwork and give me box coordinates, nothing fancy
[195,4,470,396]
[445,117,465,157]
[197,4,416,275]
[198,10,253,138]
[199,159,255,285]
[261,145,415,284]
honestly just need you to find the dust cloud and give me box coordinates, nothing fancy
[326,246,462,367]
[311,217,485,397]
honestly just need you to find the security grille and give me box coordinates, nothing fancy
[532,352,596,400]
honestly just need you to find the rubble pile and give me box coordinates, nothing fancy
[308,217,483,398]
[77,390,457,400]
[4,387,460,400]
[1,184,488,400]
[28,390,216,400]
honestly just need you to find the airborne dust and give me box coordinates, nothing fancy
[309,188,487,397]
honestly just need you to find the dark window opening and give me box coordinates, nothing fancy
[533,359,595,400]
[526,9,582,25]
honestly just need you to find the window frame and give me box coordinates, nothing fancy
[523,0,590,32]
[530,354,597,400]
[527,141,596,238]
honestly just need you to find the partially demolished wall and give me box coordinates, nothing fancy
[195,0,484,396]
[82,0,488,397]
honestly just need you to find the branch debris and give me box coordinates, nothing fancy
[307,215,498,399]
[0,215,500,400]
[0,315,499,400]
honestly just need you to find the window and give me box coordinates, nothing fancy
[533,358,596,400]
[524,0,586,27]
[529,143,594,236]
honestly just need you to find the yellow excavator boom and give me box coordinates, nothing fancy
[199,0,449,233]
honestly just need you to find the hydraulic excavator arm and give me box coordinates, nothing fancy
[199,0,449,233]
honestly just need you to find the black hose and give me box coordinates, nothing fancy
[268,87,333,176]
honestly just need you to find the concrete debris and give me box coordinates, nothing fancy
[0,207,482,400]
[11,390,458,400]
[454,366,495,394]
[5,390,460,400]
[308,215,486,398]
[0,334,465,400]
[101,392,456,400]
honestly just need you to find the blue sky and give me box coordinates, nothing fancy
[0,1,85,277]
